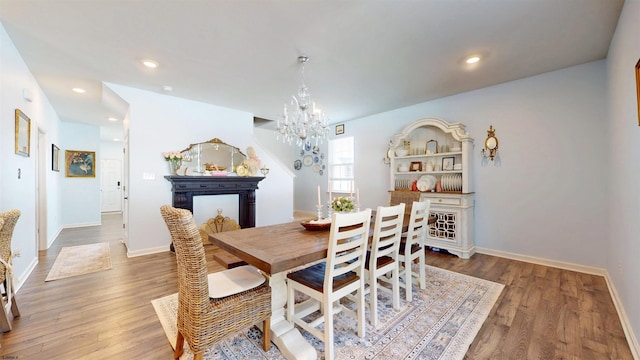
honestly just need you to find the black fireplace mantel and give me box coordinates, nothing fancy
[164,175,265,228]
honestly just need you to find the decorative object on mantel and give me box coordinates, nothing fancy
[162,151,184,174]
[481,125,499,161]
[241,146,261,176]
[275,55,330,148]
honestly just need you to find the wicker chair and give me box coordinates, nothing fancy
[160,205,271,360]
[0,209,21,332]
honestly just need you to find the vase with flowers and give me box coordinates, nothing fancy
[331,196,355,213]
[163,151,184,174]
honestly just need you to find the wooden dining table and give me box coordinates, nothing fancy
[209,213,434,360]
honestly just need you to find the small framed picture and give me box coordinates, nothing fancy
[410,161,422,172]
[52,144,60,172]
[335,124,344,135]
[442,157,455,171]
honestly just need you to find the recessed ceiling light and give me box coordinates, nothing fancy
[113,138,120,142]
[72,87,86,94]
[108,117,118,122]
[162,85,173,92]
[142,59,159,68]
[466,56,481,64]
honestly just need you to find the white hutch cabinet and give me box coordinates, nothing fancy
[388,117,475,259]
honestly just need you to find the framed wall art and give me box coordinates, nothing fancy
[335,124,344,135]
[410,161,422,172]
[52,144,60,171]
[15,109,31,157]
[65,150,96,178]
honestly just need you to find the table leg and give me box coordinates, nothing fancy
[268,272,317,360]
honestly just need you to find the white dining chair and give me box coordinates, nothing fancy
[399,200,430,301]
[286,209,372,360]
[364,203,405,326]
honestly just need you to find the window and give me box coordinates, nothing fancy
[328,136,354,194]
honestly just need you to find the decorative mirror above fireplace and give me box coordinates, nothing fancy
[180,138,247,174]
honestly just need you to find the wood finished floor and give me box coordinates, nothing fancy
[0,213,633,359]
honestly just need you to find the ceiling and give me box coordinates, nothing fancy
[0,1,624,142]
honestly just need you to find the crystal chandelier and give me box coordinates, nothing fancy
[276,56,329,147]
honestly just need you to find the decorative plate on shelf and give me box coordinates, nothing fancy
[300,219,331,231]
[294,159,302,170]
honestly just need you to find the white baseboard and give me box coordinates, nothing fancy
[604,271,640,360]
[475,247,607,276]
[476,247,638,359]
[62,221,102,229]
[14,256,38,293]
[126,245,170,258]
[47,227,63,249]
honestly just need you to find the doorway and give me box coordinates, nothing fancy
[37,128,48,250]
[100,159,122,212]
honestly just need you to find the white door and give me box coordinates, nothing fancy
[101,159,122,212]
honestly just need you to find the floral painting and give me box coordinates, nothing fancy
[65,150,95,177]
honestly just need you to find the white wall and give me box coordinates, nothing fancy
[606,0,640,353]
[299,60,608,269]
[100,140,123,159]
[0,23,63,287]
[59,122,102,227]
[106,84,293,255]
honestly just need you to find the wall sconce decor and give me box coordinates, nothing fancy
[481,125,498,161]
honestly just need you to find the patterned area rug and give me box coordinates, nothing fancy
[152,265,503,360]
[45,243,112,281]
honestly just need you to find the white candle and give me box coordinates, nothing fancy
[328,179,332,202]
[349,182,353,198]
[317,185,321,206]
[357,188,360,204]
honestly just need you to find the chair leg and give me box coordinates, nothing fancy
[418,252,426,290]
[392,267,400,310]
[404,262,412,301]
[370,273,378,326]
[193,353,204,360]
[0,293,12,332]
[324,299,335,360]
[174,331,185,359]
[262,317,271,351]
[357,283,366,338]
[10,294,20,317]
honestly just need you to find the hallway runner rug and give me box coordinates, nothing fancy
[152,265,504,360]
[45,242,112,281]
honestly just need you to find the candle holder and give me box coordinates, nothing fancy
[326,200,334,219]
[316,204,324,221]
